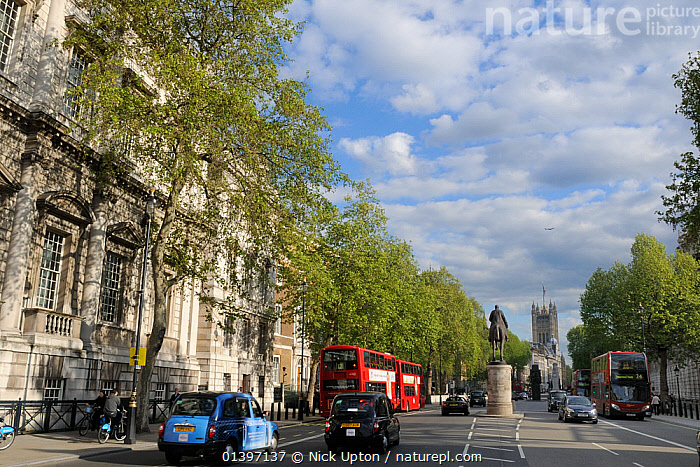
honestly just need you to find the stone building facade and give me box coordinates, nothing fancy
[0,0,278,405]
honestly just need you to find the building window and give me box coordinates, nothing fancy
[0,0,19,72]
[223,373,231,391]
[101,380,117,395]
[223,315,234,348]
[274,304,282,335]
[258,322,267,355]
[155,382,166,401]
[100,253,122,322]
[239,319,250,350]
[273,355,280,384]
[63,50,87,118]
[44,379,63,400]
[258,375,265,399]
[36,231,65,310]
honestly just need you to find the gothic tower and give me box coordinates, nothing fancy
[531,299,559,346]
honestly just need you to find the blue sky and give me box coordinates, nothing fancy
[282,0,699,363]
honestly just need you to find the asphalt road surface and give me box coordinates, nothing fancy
[57,399,698,466]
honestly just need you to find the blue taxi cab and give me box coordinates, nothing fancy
[158,391,279,464]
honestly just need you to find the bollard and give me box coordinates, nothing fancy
[277,402,281,421]
[292,406,296,419]
[270,403,275,421]
[285,404,289,420]
[70,399,77,430]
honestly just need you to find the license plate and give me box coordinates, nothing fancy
[449,404,457,407]
[341,423,360,428]
[178,433,188,442]
[175,426,195,432]
[626,413,636,417]
[577,413,588,417]
[346,429,356,437]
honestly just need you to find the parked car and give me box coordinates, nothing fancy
[158,391,279,465]
[470,391,487,407]
[518,392,529,400]
[558,395,598,423]
[547,390,567,412]
[324,392,400,454]
[442,396,470,416]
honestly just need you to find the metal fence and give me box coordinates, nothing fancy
[0,398,170,434]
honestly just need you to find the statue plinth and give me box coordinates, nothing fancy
[486,363,513,416]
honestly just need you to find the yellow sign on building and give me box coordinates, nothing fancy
[130,347,147,366]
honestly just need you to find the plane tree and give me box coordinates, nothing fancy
[67,0,341,431]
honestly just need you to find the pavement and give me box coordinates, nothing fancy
[0,415,326,467]
[2,408,699,466]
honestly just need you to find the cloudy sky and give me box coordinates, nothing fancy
[282,0,699,362]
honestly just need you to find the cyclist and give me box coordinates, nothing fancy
[89,391,106,429]
[104,389,124,428]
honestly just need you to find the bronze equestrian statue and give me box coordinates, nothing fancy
[488,305,509,362]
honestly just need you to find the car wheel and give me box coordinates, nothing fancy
[592,419,598,424]
[376,433,388,454]
[391,431,400,447]
[442,411,447,416]
[267,432,279,453]
[558,412,562,420]
[563,415,569,423]
[165,449,182,465]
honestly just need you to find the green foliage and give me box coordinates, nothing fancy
[66,0,342,429]
[504,330,531,373]
[660,53,700,246]
[576,233,700,401]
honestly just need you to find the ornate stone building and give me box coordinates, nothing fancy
[0,0,278,406]
[528,300,565,391]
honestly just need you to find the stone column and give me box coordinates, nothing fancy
[0,153,40,335]
[29,0,67,113]
[486,363,513,416]
[79,194,108,347]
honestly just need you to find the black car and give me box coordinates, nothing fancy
[324,392,400,454]
[558,395,598,424]
[442,396,470,416]
[547,390,567,412]
[469,391,486,407]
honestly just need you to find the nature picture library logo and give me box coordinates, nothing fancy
[485,1,700,38]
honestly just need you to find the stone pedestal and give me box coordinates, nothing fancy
[486,362,513,416]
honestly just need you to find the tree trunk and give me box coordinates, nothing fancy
[135,179,183,432]
[426,362,433,405]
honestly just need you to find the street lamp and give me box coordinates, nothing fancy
[125,188,156,445]
[298,281,308,421]
[637,303,646,353]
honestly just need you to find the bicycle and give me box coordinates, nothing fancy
[78,406,101,436]
[97,411,126,444]
[0,416,15,450]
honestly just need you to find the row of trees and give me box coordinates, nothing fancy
[281,183,531,403]
[568,233,700,403]
[66,0,530,429]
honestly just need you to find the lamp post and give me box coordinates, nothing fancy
[125,189,156,445]
[637,302,646,353]
[674,365,681,416]
[298,281,307,421]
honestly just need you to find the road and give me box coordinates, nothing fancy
[56,400,698,466]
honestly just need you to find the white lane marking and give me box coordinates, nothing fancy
[481,457,515,463]
[633,463,645,467]
[517,444,525,459]
[592,442,619,456]
[468,431,473,440]
[515,431,520,441]
[599,419,696,452]
[462,443,469,456]
[279,432,326,447]
[470,445,513,452]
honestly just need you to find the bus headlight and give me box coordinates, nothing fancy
[611,403,620,411]
[642,405,650,411]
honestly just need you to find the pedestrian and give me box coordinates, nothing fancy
[89,390,106,429]
[169,388,181,412]
[651,393,660,415]
[313,390,320,415]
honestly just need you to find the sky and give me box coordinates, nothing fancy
[281,0,700,363]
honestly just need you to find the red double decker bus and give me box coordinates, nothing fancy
[571,369,591,397]
[396,359,423,411]
[591,352,651,420]
[320,345,422,416]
